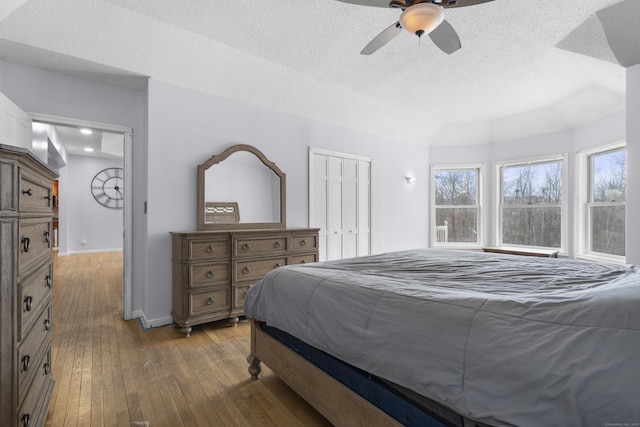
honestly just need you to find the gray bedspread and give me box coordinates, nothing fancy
[244,249,640,427]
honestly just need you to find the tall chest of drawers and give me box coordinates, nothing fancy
[171,228,319,337]
[1,145,56,427]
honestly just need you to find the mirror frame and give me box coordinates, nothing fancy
[197,144,286,230]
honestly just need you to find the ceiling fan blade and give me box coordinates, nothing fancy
[335,0,395,8]
[439,0,494,9]
[360,22,403,55]
[429,19,461,54]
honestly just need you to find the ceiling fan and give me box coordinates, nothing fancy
[337,0,494,55]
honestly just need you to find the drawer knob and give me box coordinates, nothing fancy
[300,239,307,246]
[24,296,33,312]
[242,267,251,274]
[21,413,30,427]
[22,355,30,372]
[274,263,281,268]
[207,270,214,279]
[22,237,30,252]
[206,297,214,305]
[43,363,51,375]
[22,188,33,196]
[273,241,281,249]
[206,245,214,253]
[44,231,51,244]
[300,260,306,264]
[242,243,250,251]
[46,275,53,288]
[44,319,51,331]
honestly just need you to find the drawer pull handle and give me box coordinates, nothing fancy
[22,355,30,372]
[242,243,250,251]
[44,319,51,331]
[22,237,30,252]
[46,275,53,288]
[24,296,33,312]
[207,271,214,279]
[300,239,307,246]
[206,297,214,305]
[273,241,281,249]
[44,195,52,201]
[43,363,51,375]
[242,267,250,274]
[44,231,51,244]
[22,188,33,196]
[206,245,214,253]
[21,413,30,427]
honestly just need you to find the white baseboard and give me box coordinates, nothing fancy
[59,248,123,256]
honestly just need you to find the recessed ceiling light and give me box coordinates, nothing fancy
[84,147,94,152]
[80,128,93,135]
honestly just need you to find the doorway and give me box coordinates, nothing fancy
[30,113,134,320]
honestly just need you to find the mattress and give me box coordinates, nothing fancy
[244,249,640,427]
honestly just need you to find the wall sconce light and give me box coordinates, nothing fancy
[405,176,416,184]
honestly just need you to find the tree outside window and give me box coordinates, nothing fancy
[433,167,480,245]
[589,148,626,257]
[499,158,565,249]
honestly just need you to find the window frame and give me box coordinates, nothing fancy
[495,154,568,254]
[431,164,483,248]
[576,141,626,264]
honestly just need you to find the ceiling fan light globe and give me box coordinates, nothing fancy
[399,3,444,36]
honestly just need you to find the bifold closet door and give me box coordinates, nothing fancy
[311,151,371,262]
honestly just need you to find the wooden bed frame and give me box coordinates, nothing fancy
[248,321,403,427]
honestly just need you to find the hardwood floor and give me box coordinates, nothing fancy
[45,252,332,427]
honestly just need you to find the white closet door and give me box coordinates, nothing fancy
[313,154,329,261]
[1,91,32,150]
[310,149,372,262]
[328,156,344,260]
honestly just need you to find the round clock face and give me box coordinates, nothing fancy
[91,167,124,209]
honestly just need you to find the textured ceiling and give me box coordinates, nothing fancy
[0,0,634,146]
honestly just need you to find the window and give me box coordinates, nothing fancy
[432,166,481,246]
[497,155,567,251]
[585,145,626,260]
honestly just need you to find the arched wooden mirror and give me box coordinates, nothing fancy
[197,144,286,230]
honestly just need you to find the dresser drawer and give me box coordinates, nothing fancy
[235,256,288,283]
[19,168,53,212]
[18,305,51,400]
[189,288,231,316]
[234,236,288,257]
[18,261,53,341]
[233,284,253,310]
[190,262,230,288]
[189,238,230,261]
[291,253,318,265]
[18,219,52,276]
[292,234,318,252]
[18,346,52,427]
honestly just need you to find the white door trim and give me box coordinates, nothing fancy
[28,112,134,320]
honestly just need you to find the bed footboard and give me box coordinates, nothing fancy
[248,321,403,427]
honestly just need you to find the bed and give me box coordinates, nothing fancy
[244,249,640,427]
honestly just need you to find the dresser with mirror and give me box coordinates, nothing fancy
[171,144,319,337]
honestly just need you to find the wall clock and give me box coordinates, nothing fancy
[91,167,124,209]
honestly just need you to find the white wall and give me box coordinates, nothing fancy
[428,111,627,258]
[145,80,429,325]
[626,64,640,265]
[60,155,124,254]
